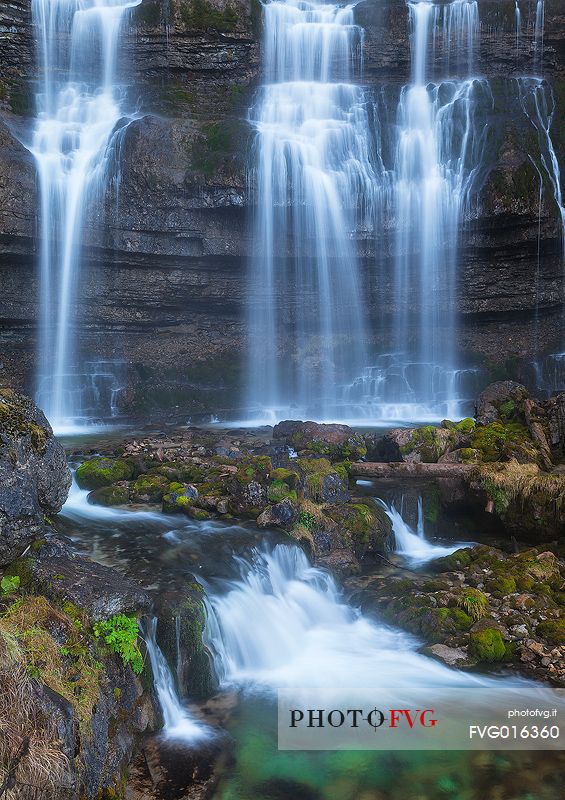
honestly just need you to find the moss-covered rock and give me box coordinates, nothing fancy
[76,457,134,490]
[131,473,171,502]
[273,420,366,461]
[470,421,539,463]
[536,619,565,646]
[267,479,297,503]
[469,628,507,662]
[271,467,300,488]
[325,499,392,558]
[88,484,131,507]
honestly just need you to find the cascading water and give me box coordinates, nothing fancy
[144,617,212,743]
[378,497,465,565]
[381,0,491,421]
[30,0,139,433]
[517,78,565,255]
[204,543,502,690]
[246,0,375,422]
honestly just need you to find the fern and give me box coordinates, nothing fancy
[93,614,143,674]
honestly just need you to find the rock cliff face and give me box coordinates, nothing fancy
[0,391,155,796]
[0,0,563,415]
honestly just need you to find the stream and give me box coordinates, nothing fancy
[57,464,563,800]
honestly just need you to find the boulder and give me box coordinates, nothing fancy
[475,381,529,426]
[370,426,454,463]
[0,389,71,564]
[272,420,366,461]
[424,644,469,667]
[257,499,299,529]
[12,535,152,622]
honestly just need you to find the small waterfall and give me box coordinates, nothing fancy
[514,1,521,59]
[532,352,565,396]
[378,498,464,566]
[517,78,565,256]
[30,0,139,432]
[533,0,544,73]
[144,617,211,743]
[386,0,491,421]
[246,0,375,421]
[341,356,484,422]
[204,543,497,690]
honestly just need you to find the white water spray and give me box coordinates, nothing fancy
[204,543,504,691]
[378,497,465,565]
[31,0,139,432]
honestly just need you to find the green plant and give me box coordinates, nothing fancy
[93,614,143,674]
[298,510,316,530]
[1,575,20,595]
[456,588,488,621]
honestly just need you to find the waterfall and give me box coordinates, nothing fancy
[515,1,521,59]
[384,0,491,421]
[246,0,376,422]
[533,0,544,73]
[144,617,212,743]
[377,498,465,565]
[204,543,499,690]
[517,78,565,256]
[30,0,139,433]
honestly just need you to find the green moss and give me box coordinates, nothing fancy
[459,448,478,461]
[400,425,448,463]
[271,468,300,488]
[471,421,537,463]
[536,619,565,645]
[455,418,476,433]
[88,484,130,507]
[449,608,473,630]
[486,576,517,597]
[333,461,352,482]
[498,400,516,421]
[432,548,473,572]
[0,391,49,454]
[297,457,333,475]
[469,628,506,662]
[181,0,238,32]
[76,458,134,490]
[132,473,170,501]
[267,480,297,504]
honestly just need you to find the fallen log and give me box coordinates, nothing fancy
[350,462,475,479]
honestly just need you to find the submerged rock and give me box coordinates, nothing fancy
[0,389,71,564]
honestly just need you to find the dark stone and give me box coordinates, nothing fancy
[0,389,71,564]
[27,535,152,622]
[257,498,299,529]
[153,582,215,701]
[475,381,529,425]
